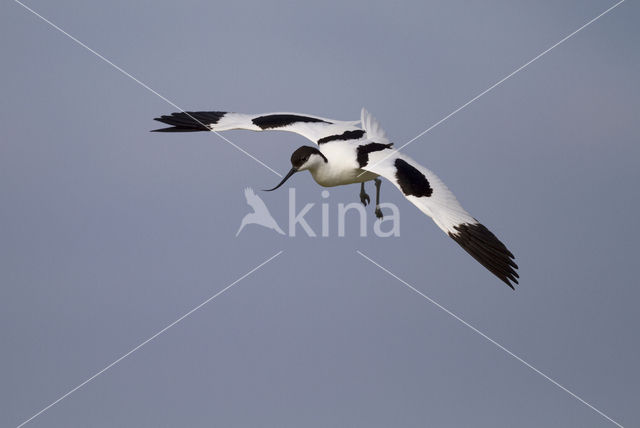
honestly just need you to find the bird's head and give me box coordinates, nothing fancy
[264,146,327,191]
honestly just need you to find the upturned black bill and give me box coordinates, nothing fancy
[263,168,297,191]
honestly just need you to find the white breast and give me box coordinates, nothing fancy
[310,142,378,187]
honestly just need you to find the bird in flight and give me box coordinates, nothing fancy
[152,108,519,289]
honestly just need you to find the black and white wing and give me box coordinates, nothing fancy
[359,109,518,288]
[152,111,365,146]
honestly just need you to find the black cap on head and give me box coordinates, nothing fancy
[264,146,328,192]
[290,146,327,169]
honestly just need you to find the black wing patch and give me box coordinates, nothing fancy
[357,142,393,167]
[318,130,366,145]
[252,114,330,130]
[449,223,519,289]
[152,111,226,132]
[394,158,433,197]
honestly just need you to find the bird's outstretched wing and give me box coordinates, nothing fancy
[360,108,389,142]
[152,111,365,146]
[360,110,518,288]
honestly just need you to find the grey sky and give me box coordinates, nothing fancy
[1,0,639,427]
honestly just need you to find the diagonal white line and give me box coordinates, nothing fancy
[13,0,282,178]
[356,250,625,428]
[359,0,625,176]
[15,250,284,428]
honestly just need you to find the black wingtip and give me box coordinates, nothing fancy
[151,111,226,132]
[449,222,519,289]
[150,127,204,132]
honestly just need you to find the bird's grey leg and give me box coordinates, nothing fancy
[374,178,383,219]
[359,182,370,206]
